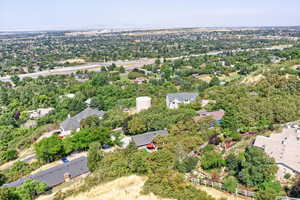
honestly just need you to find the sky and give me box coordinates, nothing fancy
[0,0,299,31]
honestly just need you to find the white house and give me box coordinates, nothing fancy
[166,93,198,109]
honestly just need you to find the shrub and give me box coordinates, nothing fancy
[284,173,291,179]
[223,176,238,193]
[0,149,18,163]
[225,147,278,187]
[290,178,300,198]
[0,174,6,187]
[146,149,175,173]
[175,157,198,173]
[128,150,149,174]
[201,151,225,170]
[14,179,47,200]
[128,72,145,80]
[256,181,282,200]
[0,188,15,200]
[143,170,214,200]
[87,142,104,172]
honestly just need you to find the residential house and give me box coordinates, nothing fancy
[132,130,168,149]
[166,92,198,109]
[3,157,89,188]
[60,108,105,135]
[27,108,54,119]
[253,127,300,180]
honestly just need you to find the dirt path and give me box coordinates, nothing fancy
[196,185,252,200]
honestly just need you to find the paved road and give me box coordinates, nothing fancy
[0,58,157,82]
[0,45,291,83]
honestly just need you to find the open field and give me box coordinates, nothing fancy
[59,175,172,200]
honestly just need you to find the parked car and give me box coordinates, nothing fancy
[61,157,69,163]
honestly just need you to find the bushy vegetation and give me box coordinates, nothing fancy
[0,180,46,200]
[35,127,117,163]
[0,161,42,184]
[143,170,214,200]
[223,176,238,193]
[206,74,300,132]
[289,178,300,198]
[226,147,278,187]
[201,150,225,170]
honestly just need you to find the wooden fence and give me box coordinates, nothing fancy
[276,197,300,200]
[190,177,255,198]
[190,177,300,200]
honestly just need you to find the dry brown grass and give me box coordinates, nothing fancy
[64,175,171,200]
[195,185,251,200]
[241,74,265,84]
[61,58,85,64]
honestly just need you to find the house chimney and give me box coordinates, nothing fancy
[64,173,71,182]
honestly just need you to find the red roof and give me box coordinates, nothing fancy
[146,143,155,149]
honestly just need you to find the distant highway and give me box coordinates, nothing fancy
[0,58,156,82]
[0,45,292,82]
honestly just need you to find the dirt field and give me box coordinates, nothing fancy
[60,58,85,64]
[241,74,265,84]
[63,175,171,200]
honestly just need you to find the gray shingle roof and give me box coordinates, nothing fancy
[167,92,198,103]
[3,157,89,188]
[132,130,168,147]
[61,108,104,131]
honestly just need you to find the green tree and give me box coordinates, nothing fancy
[66,127,112,151]
[127,117,147,135]
[127,72,145,80]
[0,149,18,163]
[11,75,20,86]
[87,142,104,172]
[91,73,109,86]
[128,150,149,174]
[223,176,238,193]
[15,180,47,200]
[35,136,65,163]
[80,115,101,129]
[0,173,6,186]
[146,150,175,173]
[209,76,220,87]
[226,147,278,187]
[0,188,15,200]
[175,157,198,173]
[201,151,225,170]
[90,97,104,110]
[161,65,172,80]
[256,181,282,200]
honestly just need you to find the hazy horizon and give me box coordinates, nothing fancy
[1,0,300,31]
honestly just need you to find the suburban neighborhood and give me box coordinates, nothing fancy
[1,2,300,199]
